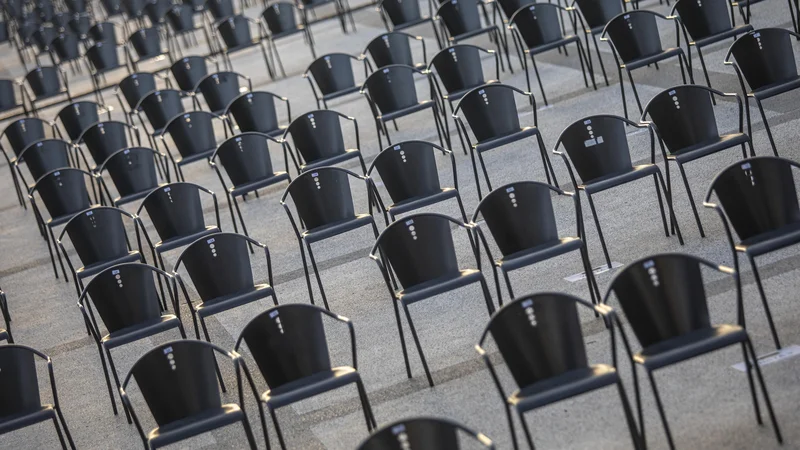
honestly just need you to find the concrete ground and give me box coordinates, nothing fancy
[1,0,800,448]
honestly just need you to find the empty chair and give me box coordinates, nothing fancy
[572,0,623,85]
[725,28,800,156]
[134,89,186,146]
[642,85,753,237]
[304,53,367,109]
[170,55,220,93]
[378,0,442,48]
[1,117,61,206]
[68,14,92,39]
[55,101,112,143]
[192,71,251,115]
[84,41,129,104]
[173,231,278,340]
[368,140,468,225]
[300,0,355,33]
[57,206,145,296]
[370,212,494,386]
[89,21,119,44]
[122,0,148,22]
[78,263,186,419]
[453,83,558,199]
[281,167,378,310]
[0,345,76,450]
[358,417,494,449]
[435,0,511,72]
[282,109,366,173]
[236,304,377,449]
[50,32,83,73]
[15,139,87,193]
[704,156,800,350]
[362,31,428,70]
[211,132,292,239]
[114,71,161,121]
[205,0,237,20]
[0,78,26,116]
[159,111,227,180]
[0,288,11,343]
[477,292,640,449]
[214,15,274,79]
[601,11,693,120]
[144,0,173,25]
[604,253,782,449]
[77,120,142,170]
[32,25,57,52]
[554,115,683,268]
[96,147,166,206]
[362,64,448,150]
[22,66,72,115]
[225,90,291,137]
[166,4,214,55]
[508,3,593,106]
[472,181,600,305]
[261,2,315,78]
[125,27,171,72]
[120,340,259,449]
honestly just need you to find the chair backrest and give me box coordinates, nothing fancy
[207,0,235,20]
[89,21,118,44]
[262,2,299,35]
[119,72,158,110]
[101,0,124,16]
[167,3,196,33]
[145,0,172,23]
[3,117,48,157]
[643,85,720,154]
[18,139,72,181]
[66,0,88,14]
[138,89,185,132]
[673,0,733,41]
[32,25,57,51]
[365,32,416,69]
[52,32,81,62]
[226,91,280,134]
[456,84,521,142]
[495,0,534,18]
[375,213,461,289]
[0,346,43,418]
[81,120,134,165]
[604,11,664,63]
[436,0,483,36]
[217,15,253,50]
[101,147,160,200]
[128,27,164,60]
[123,0,147,18]
[86,41,122,73]
[727,28,798,92]
[214,132,276,186]
[63,206,132,267]
[164,111,218,157]
[510,3,564,49]
[24,66,64,100]
[473,181,559,256]
[363,65,420,115]
[170,55,210,92]
[0,79,20,112]
[574,0,622,30]
[237,304,333,389]
[370,140,443,204]
[380,0,426,27]
[195,71,246,114]
[707,157,800,242]
[139,182,209,242]
[306,53,357,97]
[69,14,92,37]
[82,263,165,334]
[482,293,588,388]
[429,45,487,96]
[285,110,346,163]
[57,101,104,143]
[32,168,93,219]
[557,115,633,184]
[176,232,255,301]
[284,167,357,230]
[606,253,711,348]
[358,417,490,449]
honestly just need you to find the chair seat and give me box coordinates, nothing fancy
[392,16,433,31]
[580,164,658,195]
[634,324,747,370]
[229,172,290,197]
[302,213,374,244]
[300,149,362,172]
[148,404,243,448]
[693,24,753,47]
[322,85,362,102]
[668,133,749,164]
[736,221,800,257]
[752,76,800,100]
[0,405,56,434]
[76,251,142,278]
[624,47,684,71]
[498,237,583,272]
[155,226,220,253]
[475,126,540,153]
[175,148,216,165]
[444,79,499,103]
[528,35,580,56]
[397,268,484,304]
[32,89,67,103]
[509,364,617,412]
[387,188,459,217]
[47,209,91,227]
[262,366,360,409]
[197,283,275,317]
[101,314,181,349]
[451,26,496,43]
[379,99,435,122]
[114,186,161,206]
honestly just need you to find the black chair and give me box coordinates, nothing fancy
[358,417,494,449]
[57,205,145,296]
[120,340,259,449]
[236,304,377,449]
[554,115,683,268]
[125,26,172,72]
[261,2,315,78]
[159,110,227,180]
[15,138,89,194]
[192,70,251,115]
[368,140,468,225]
[214,15,275,79]
[1,117,61,206]
[300,0,355,34]
[0,288,11,343]
[452,83,558,199]
[50,32,84,74]
[642,84,753,237]
[362,31,428,70]
[89,21,120,44]
[370,212,494,386]
[225,90,290,137]
[166,3,215,56]
[304,53,367,109]
[211,132,292,239]
[32,24,57,53]
[0,345,76,450]
[704,156,800,350]
[173,231,278,341]
[122,0,148,24]
[435,0,511,72]
[22,65,72,115]
[134,88,186,146]
[477,292,640,450]
[281,167,378,310]
[169,54,219,92]
[205,0,237,21]
[68,14,93,40]
[0,78,26,117]
[734,0,797,30]
[508,3,593,106]
[472,181,600,306]
[671,0,753,92]
[144,0,173,25]
[378,0,442,49]
[54,100,112,143]
[604,253,782,449]
[282,109,366,173]
[601,11,693,120]
[114,71,161,120]
[362,64,448,151]
[96,146,166,206]
[76,120,142,171]
[78,263,186,420]
[29,168,99,280]
[84,41,130,104]
[724,28,800,157]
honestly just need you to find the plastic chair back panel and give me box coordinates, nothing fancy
[182,233,255,301]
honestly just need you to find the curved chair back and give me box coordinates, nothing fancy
[429,44,491,96]
[363,65,420,115]
[128,27,165,61]
[119,72,158,110]
[456,84,520,142]
[380,0,427,26]
[556,115,633,183]
[365,32,416,68]
[101,0,124,16]
[226,91,280,134]
[0,79,21,113]
[575,0,623,30]
[123,0,148,19]
[0,345,44,417]
[726,28,798,92]
[357,418,493,449]
[262,2,300,35]
[170,55,211,92]
[214,132,277,185]
[18,139,73,182]
[164,111,219,158]
[642,85,720,154]
[174,232,255,302]
[217,15,253,50]
[52,32,81,63]
[86,41,121,73]
[89,21,118,44]
[673,0,734,41]
[194,71,249,114]
[306,53,358,97]
[138,182,211,242]
[495,0,534,18]
[509,3,564,49]
[32,168,93,219]
[285,110,346,163]
[436,0,483,36]
[283,167,357,229]
[69,14,92,37]
[3,117,49,157]
[207,0,236,20]
[32,25,57,51]
[100,147,160,201]
[62,206,133,267]
[167,4,196,34]
[370,140,442,204]
[138,89,186,133]
[603,11,664,63]
[56,101,107,142]
[80,120,137,165]
[145,0,172,24]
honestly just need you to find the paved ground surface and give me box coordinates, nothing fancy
[1,0,800,448]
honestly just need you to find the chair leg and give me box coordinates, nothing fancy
[518,410,536,450]
[740,341,763,426]
[585,193,612,269]
[478,277,495,315]
[656,170,684,245]
[746,337,783,443]
[269,407,288,450]
[49,226,69,282]
[305,242,330,311]
[469,146,484,199]
[226,193,238,233]
[695,46,714,100]
[52,416,68,450]
[617,66,629,120]
[505,404,520,450]
[96,342,118,416]
[44,224,59,280]
[617,380,643,450]
[392,299,413,380]
[477,151,493,193]
[104,346,132,424]
[590,33,609,86]
[652,173,670,237]
[676,162,705,237]
[746,255,782,350]
[231,195,254,254]
[241,417,258,450]
[579,244,601,306]
[255,401,271,450]
[401,302,434,387]
[529,54,548,106]
[355,379,377,430]
[297,238,317,306]
[754,99,779,156]
[55,405,76,450]
[155,253,168,311]
[535,133,559,187]
[199,316,228,392]
[646,370,676,450]
[626,69,643,117]
[502,269,515,301]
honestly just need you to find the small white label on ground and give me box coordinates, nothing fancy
[564,262,624,282]
[732,345,800,372]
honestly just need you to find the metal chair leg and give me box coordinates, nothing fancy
[646,370,676,450]
[401,302,434,387]
[746,337,783,444]
[747,254,782,349]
